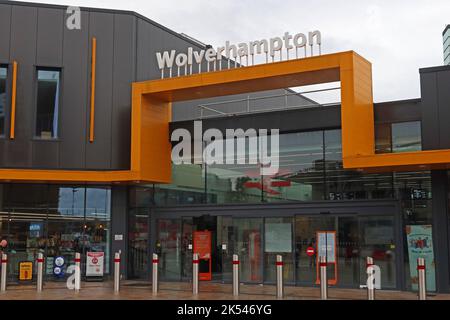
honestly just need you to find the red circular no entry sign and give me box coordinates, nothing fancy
[306,247,315,257]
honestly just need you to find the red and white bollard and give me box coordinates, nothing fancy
[74,252,81,292]
[1,253,7,292]
[114,252,121,293]
[152,253,159,294]
[319,255,328,300]
[192,253,199,295]
[417,257,426,300]
[37,253,44,292]
[276,255,283,298]
[232,254,239,296]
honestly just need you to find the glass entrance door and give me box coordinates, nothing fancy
[295,214,397,288]
[232,218,263,283]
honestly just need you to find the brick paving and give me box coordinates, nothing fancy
[0,280,449,300]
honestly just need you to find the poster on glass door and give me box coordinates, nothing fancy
[406,225,436,291]
[86,252,105,277]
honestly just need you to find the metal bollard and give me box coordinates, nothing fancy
[114,252,120,293]
[232,254,239,296]
[192,253,199,295]
[152,253,159,294]
[37,253,44,292]
[417,257,426,300]
[1,254,7,292]
[74,252,81,292]
[319,256,328,300]
[276,255,283,298]
[366,256,375,300]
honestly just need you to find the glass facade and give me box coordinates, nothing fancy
[156,129,398,205]
[0,184,111,281]
[35,68,60,139]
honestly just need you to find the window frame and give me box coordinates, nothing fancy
[33,66,63,141]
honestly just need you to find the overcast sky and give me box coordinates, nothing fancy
[15,0,450,103]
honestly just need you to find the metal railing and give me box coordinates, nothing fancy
[196,87,340,119]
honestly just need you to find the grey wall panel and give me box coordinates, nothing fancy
[136,18,152,82]
[32,140,59,168]
[36,7,63,66]
[59,10,89,169]
[85,11,114,169]
[170,105,341,135]
[111,14,136,169]
[147,23,165,80]
[420,72,440,150]
[374,100,421,124]
[0,4,11,62]
[110,186,128,277]
[437,70,450,148]
[5,5,37,167]
[31,7,64,168]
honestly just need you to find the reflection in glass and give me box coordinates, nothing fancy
[392,121,422,153]
[128,208,149,279]
[156,219,181,280]
[0,66,7,136]
[0,184,112,280]
[35,69,60,139]
[233,218,263,283]
[265,131,325,202]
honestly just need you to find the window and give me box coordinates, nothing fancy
[375,121,422,154]
[0,66,7,136]
[392,121,422,153]
[35,68,61,139]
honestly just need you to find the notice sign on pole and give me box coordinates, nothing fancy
[86,252,104,277]
[19,261,33,281]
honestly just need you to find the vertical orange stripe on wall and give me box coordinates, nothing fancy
[89,37,97,143]
[10,61,17,140]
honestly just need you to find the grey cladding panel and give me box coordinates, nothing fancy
[85,11,114,169]
[6,5,37,167]
[36,7,63,66]
[136,18,152,81]
[0,4,11,62]
[437,70,450,148]
[32,7,64,168]
[32,140,59,168]
[59,10,89,169]
[420,72,439,150]
[111,13,136,169]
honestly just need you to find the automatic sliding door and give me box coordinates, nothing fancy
[295,216,335,285]
[156,219,181,281]
[233,218,263,283]
[359,216,396,288]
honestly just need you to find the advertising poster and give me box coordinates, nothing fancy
[19,261,33,281]
[86,252,105,277]
[406,225,436,291]
[317,231,336,263]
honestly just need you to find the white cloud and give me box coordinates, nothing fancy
[15,0,450,102]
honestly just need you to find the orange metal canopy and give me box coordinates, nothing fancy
[1,50,448,183]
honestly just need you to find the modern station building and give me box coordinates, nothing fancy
[0,0,450,293]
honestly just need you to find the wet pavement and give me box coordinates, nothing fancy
[0,280,448,300]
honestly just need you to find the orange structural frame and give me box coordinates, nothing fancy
[1,50,448,184]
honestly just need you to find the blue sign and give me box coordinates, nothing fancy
[53,256,65,278]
